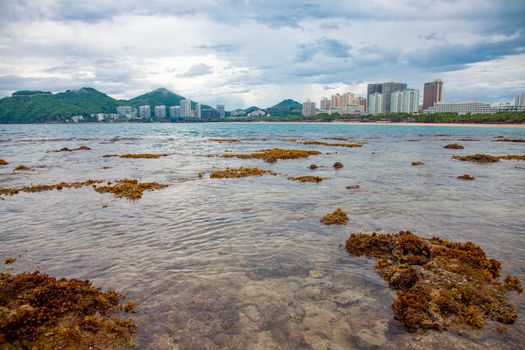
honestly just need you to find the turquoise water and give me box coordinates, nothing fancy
[1,123,524,349]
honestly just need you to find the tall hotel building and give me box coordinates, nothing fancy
[367,82,407,113]
[423,79,443,110]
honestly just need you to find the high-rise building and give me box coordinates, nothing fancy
[201,108,219,119]
[169,106,180,118]
[138,105,151,119]
[367,82,407,114]
[302,100,316,117]
[423,79,443,110]
[320,97,331,111]
[367,84,382,111]
[116,106,138,119]
[154,105,166,118]
[368,93,383,114]
[390,89,420,113]
[216,104,225,118]
[180,99,192,118]
[515,92,525,106]
[330,92,356,108]
[195,103,202,118]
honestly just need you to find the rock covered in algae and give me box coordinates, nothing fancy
[0,179,105,197]
[287,176,325,183]
[298,140,364,148]
[345,231,522,332]
[209,167,276,179]
[452,154,500,163]
[333,162,344,169]
[220,148,320,163]
[411,161,424,166]
[53,146,92,152]
[493,138,525,143]
[346,184,360,189]
[0,159,8,166]
[94,179,168,200]
[4,257,16,264]
[209,138,240,143]
[457,174,475,180]
[13,165,31,172]
[320,208,349,225]
[0,271,135,349]
[498,154,525,161]
[444,143,464,149]
[309,164,318,170]
[102,153,169,159]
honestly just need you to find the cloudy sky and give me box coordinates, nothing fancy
[0,0,524,109]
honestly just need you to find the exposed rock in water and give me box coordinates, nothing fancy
[103,153,169,159]
[320,208,349,225]
[53,146,92,152]
[308,164,318,170]
[333,162,344,169]
[4,257,16,264]
[0,271,135,349]
[13,165,31,172]
[94,179,168,200]
[444,143,464,149]
[209,167,276,179]
[457,174,475,180]
[220,148,321,163]
[452,154,499,163]
[493,138,525,143]
[209,138,241,143]
[345,231,522,332]
[498,154,525,161]
[287,176,325,183]
[346,184,360,189]
[0,159,8,166]
[298,140,364,148]
[411,161,424,166]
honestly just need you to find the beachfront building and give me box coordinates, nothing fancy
[423,101,497,114]
[154,105,166,118]
[515,92,525,106]
[345,104,365,114]
[248,110,266,117]
[138,105,151,119]
[494,103,525,112]
[201,108,219,119]
[390,89,420,113]
[195,103,202,118]
[302,100,316,117]
[367,82,407,114]
[423,79,443,110]
[169,106,180,118]
[216,104,225,118]
[320,97,331,111]
[116,106,138,119]
[368,92,383,114]
[180,99,192,118]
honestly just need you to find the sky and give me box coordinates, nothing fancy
[0,0,524,109]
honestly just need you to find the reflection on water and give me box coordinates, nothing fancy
[1,123,524,349]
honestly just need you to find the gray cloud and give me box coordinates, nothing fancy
[179,63,214,77]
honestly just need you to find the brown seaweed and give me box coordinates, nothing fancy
[333,161,344,169]
[287,176,325,183]
[411,161,424,166]
[308,164,318,170]
[0,159,8,166]
[444,144,464,149]
[345,231,522,332]
[94,179,168,200]
[13,165,31,172]
[0,180,105,197]
[498,155,525,161]
[209,138,240,143]
[457,174,475,180]
[346,184,360,189]
[103,153,169,159]
[4,257,16,264]
[452,154,500,163]
[220,148,321,163]
[0,271,135,349]
[298,140,363,148]
[493,138,525,143]
[209,167,276,179]
[53,146,92,152]
[320,208,349,225]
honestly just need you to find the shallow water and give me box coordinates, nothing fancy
[1,123,524,349]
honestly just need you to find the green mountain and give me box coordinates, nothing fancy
[269,99,301,109]
[244,106,262,113]
[0,87,210,123]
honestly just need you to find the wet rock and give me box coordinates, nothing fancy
[287,176,325,183]
[0,159,8,166]
[309,164,319,170]
[320,208,349,225]
[457,174,475,180]
[210,167,276,179]
[333,161,344,169]
[13,165,31,172]
[346,184,360,189]
[444,143,464,149]
[452,154,499,163]
[411,161,424,166]
[209,138,241,143]
[220,148,321,163]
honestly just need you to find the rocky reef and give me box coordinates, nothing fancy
[444,144,464,149]
[298,140,363,148]
[209,138,241,143]
[452,154,500,163]
[320,208,349,225]
[457,174,475,180]
[287,176,325,183]
[103,153,169,159]
[0,271,135,349]
[209,167,276,179]
[345,231,522,332]
[0,180,104,196]
[220,148,321,163]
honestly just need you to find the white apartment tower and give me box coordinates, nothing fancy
[154,105,166,118]
[368,93,383,114]
[138,105,151,118]
[180,99,192,118]
[302,100,316,117]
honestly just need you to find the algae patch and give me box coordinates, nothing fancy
[452,154,500,163]
[320,208,349,225]
[0,271,135,349]
[333,162,344,169]
[209,138,240,143]
[444,144,464,149]
[457,174,475,180]
[0,180,104,196]
[411,161,424,166]
[0,159,8,166]
[298,140,364,148]
[13,165,31,172]
[209,167,276,179]
[345,231,522,332]
[103,153,169,159]
[220,148,321,163]
[53,146,92,152]
[94,179,168,200]
[287,176,325,183]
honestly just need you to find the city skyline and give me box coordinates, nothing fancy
[0,1,524,109]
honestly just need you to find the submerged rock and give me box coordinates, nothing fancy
[345,231,522,332]
[0,271,135,349]
[209,138,241,143]
[220,148,321,163]
[444,143,464,149]
[94,179,168,200]
[103,153,169,159]
[457,174,475,180]
[13,165,31,172]
[298,140,364,148]
[209,167,276,179]
[333,162,344,169]
[411,161,424,166]
[320,208,349,225]
[287,176,325,183]
[0,159,8,166]
[452,154,500,163]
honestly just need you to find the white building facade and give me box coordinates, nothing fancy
[368,92,383,114]
[138,105,151,118]
[390,89,419,113]
[424,101,497,114]
[302,100,316,117]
